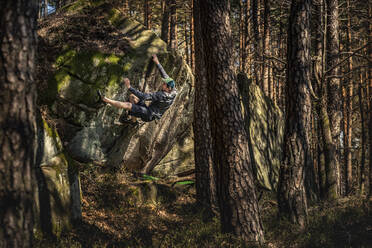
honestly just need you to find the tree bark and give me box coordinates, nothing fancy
[262,0,270,97]
[197,0,265,243]
[324,0,341,199]
[358,71,366,194]
[144,0,152,29]
[244,0,251,76]
[161,0,170,44]
[190,0,195,72]
[277,0,311,228]
[192,0,218,217]
[239,0,245,72]
[251,0,261,86]
[344,0,353,194]
[368,3,372,200]
[0,0,38,246]
[314,0,326,198]
[169,0,178,49]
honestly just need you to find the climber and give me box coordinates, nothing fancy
[98,54,177,125]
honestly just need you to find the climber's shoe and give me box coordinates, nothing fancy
[118,116,139,126]
[97,90,104,102]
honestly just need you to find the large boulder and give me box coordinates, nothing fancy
[37,1,194,174]
[34,115,82,238]
[237,73,284,191]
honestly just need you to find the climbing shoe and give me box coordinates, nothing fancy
[97,90,104,101]
[119,116,139,126]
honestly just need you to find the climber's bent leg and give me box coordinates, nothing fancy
[128,94,140,122]
[129,103,152,122]
[103,97,132,110]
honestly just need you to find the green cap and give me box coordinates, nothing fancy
[162,77,175,88]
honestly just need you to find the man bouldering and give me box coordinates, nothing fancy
[98,54,177,125]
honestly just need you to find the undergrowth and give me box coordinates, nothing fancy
[34,167,372,248]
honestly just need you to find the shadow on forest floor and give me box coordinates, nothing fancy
[34,167,372,248]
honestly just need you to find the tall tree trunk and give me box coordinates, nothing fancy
[368,3,372,200]
[324,0,341,199]
[169,0,178,49]
[244,0,251,76]
[262,0,270,96]
[144,0,152,29]
[358,71,366,194]
[344,0,353,194]
[314,0,326,198]
[190,0,195,72]
[192,0,218,217]
[239,0,245,72]
[185,12,190,65]
[0,0,38,247]
[161,0,170,44]
[45,0,48,17]
[39,0,43,18]
[277,0,311,228]
[197,0,265,243]
[251,0,261,86]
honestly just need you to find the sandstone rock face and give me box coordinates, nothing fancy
[34,117,81,237]
[37,1,194,174]
[237,73,284,191]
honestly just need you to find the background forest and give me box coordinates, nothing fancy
[1,0,371,247]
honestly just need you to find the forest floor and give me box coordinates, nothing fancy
[34,166,372,248]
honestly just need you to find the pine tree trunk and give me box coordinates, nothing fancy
[244,0,251,76]
[262,0,270,97]
[169,0,177,49]
[44,0,48,17]
[368,3,372,200]
[0,1,38,246]
[277,0,311,228]
[193,0,218,217]
[197,0,265,243]
[324,0,341,199]
[185,12,190,65]
[144,0,152,29]
[161,0,170,44]
[190,0,195,72]
[251,0,261,86]
[344,0,353,194]
[358,72,366,194]
[239,0,244,72]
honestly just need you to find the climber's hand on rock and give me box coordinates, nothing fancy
[152,54,159,65]
[123,78,131,89]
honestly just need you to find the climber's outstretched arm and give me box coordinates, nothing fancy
[152,54,169,79]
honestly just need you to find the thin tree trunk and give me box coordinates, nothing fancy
[277,0,311,228]
[368,3,372,199]
[0,0,38,246]
[185,12,190,65]
[144,0,152,29]
[324,0,341,199]
[161,0,170,44]
[344,0,353,194]
[190,0,195,72]
[251,0,261,86]
[197,0,265,243]
[44,0,48,17]
[262,0,270,96]
[244,0,251,76]
[169,0,177,49]
[193,0,218,217]
[358,71,366,194]
[239,0,244,72]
